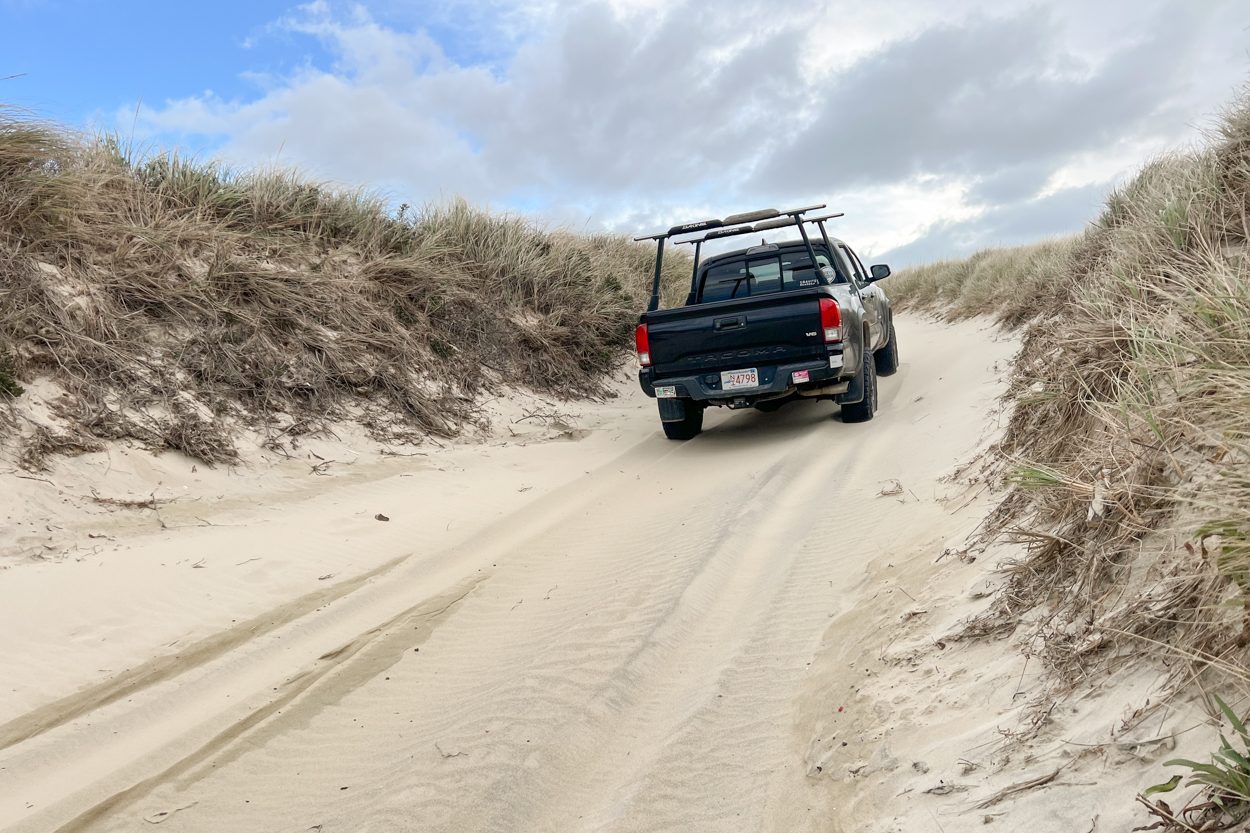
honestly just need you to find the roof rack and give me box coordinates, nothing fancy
[633,204,824,242]
[672,211,845,246]
[664,211,847,308]
[636,204,828,311]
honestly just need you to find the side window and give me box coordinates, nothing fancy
[844,246,872,285]
[832,247,862,288]
[837,246,867,285]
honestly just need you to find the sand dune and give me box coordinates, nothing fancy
[2,315,1193,833]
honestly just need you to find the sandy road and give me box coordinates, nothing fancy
[0,316,1018,833]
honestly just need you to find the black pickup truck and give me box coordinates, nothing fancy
[634,204,898,439]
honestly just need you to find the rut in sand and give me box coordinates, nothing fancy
[1,316,1020,833]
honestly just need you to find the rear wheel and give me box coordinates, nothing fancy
[661,400,704,440]
[841,346,877,423]
[874,316,899,376]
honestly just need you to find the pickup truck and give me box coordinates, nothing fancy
[634,204,898,440]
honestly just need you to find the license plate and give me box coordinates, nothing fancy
[655,385,677,398]
[721,368,759,391]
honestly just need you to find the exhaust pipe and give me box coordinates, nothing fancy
[797,382,849,398]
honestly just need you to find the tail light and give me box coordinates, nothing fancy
[635,323,651,366]
[819,298,842,343]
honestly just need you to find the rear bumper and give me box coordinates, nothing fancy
[640,352,848,404]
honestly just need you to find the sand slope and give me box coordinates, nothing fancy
[2,315,1187,833]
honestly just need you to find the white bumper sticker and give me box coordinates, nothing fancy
[829,355,844,369]
[655,385,677,398]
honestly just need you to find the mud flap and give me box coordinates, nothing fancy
[658,398,691,422]
[837,349,864,405]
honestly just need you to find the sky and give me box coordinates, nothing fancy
[1,0,1247,264]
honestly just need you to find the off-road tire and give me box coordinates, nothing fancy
[874,316,899,376]
[661,400,704,440]
[841,346,878,423]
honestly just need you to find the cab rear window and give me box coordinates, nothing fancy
[697,251,833,303]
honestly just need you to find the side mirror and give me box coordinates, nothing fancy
[869,264,891,281]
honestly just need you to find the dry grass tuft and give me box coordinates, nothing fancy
[0,107,684,465]
[18,425,103,472]
[895,89,1250,715]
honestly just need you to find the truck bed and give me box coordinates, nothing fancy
[644,289,830,378]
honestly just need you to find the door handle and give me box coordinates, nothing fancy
[714,316,744,331]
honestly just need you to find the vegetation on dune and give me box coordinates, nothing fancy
[1145,695,1250,830]
[887,236,1076,327]
[0,108,685,466]
[0,352,22,399]
[892,88,1250,828]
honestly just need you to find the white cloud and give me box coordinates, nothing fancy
[134,0,1250,264]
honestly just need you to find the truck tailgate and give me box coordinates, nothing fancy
[644,291,827,377]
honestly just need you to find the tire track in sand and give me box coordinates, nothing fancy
[4,316,1019,833]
